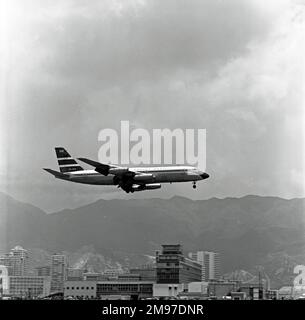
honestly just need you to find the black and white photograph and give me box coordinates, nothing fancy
[0,0,304,317]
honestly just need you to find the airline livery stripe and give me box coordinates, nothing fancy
[138,169,187,173]
[59,164,80,168]
[58,159,77,165]
[56,157,73,161]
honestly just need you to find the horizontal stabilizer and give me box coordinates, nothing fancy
[43,168,67,178]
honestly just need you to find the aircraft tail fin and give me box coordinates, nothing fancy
[55,147,84,173]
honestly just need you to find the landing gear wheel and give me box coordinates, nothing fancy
[192,182,197,189]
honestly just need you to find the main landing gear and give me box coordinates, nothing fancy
[192,182,197,189]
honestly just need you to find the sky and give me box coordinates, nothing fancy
[0,0,304,212]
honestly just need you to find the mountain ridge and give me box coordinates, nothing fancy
[1,192,304,288]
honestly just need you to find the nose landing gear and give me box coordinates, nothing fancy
[192,182,197,189]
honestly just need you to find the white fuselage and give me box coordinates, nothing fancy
[58,166,205,185]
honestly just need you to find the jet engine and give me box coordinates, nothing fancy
[132,183,161,192]
[133,173,155,183]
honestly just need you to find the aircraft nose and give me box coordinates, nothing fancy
[200,172,209,179]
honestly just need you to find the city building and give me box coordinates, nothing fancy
[8,276,50,298]
[208,280,240,298]
[103,268,124,279]
[0,265,10,295]
[0,255,12,275]
[50,254,67,293]
[239,283,265,300]
[174,282,209,299]
[0,246,29,276]
[83,272,109,281]
[188,251,221,281]
[64,280,154,300]
[129,265,156,281]
[153,283,185,298]
[97,281,153,300]
[266,289,279,300]
[231,291,246,300]
[10,246,30,276]
[64,280,97,299]
[278,286,294,300]
[118,273,141,281]
[156,244,202,284]
[188,281,209,295]
[67,268,86,281]
[35,266,51,277]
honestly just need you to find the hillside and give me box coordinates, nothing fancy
[1,192,304,287]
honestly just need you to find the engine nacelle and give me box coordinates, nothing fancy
[133,173,155,183]
[132,183,161,192]
[144,183,161,190]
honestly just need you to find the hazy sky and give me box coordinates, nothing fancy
[0,0,304,212]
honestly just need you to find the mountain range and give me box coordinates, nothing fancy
[1,192,304,288]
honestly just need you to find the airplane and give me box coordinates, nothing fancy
[44,147,209,193]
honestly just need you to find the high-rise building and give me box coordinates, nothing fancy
[188,251,220,281]
[156,244,201,284]
[35,266,51,277]
[50,254,67,293]
[10,246,30,276]
[0,255,12,275]
[0,246,29,276]
[0,265,9,295]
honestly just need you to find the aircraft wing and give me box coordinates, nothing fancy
[77,158,133,176]
[78,157,153,178]
[73,158,101,168]
[78,158,157,193]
